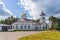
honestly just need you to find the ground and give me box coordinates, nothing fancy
[0,31,39,40]
[19,31,60,40]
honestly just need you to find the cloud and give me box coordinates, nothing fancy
[18,0,60,19]
[18,0,42,19]
[13,15,17,18]
[0,0,12,16]
[0,16,8,20]
[0,0,12,20]
[54,13,60,18]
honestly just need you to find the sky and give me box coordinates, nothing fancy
[0,0,60,23]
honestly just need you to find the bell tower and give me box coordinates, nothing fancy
[21,13,27,19]
[40,11,45,23]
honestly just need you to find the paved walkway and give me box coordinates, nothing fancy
[0,31,39,40]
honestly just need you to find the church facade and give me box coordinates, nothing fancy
[12,12,49,31]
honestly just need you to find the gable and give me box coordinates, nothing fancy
[18,19,26,22]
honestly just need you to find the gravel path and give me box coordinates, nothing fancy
[0,31,39,40]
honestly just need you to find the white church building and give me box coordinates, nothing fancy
[12,12,48,31]
[0,12,49,31]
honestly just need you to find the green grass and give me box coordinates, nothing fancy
[18,31,60,40]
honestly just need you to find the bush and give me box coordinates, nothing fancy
[56,23,60,30]
[12,30,21,32]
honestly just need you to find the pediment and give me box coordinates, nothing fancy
[18,19,26,22]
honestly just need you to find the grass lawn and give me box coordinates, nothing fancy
[18,31,60,40]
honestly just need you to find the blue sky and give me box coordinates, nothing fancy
[3,0,30,18]
[0,0,60,21]
[0,0,31,20]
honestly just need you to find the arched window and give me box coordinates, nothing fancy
[43,27,46,29]
[35,24,36,27]
[8,26,12,29]
[28,26,30,29]
[13,26,14,28]
[43,25,44,27]
[16,26,17,29]
[40,27,41,29]
[25,26,26,29]
[42,17,45,19]
[43,25,46,30]
[21,25,23,29]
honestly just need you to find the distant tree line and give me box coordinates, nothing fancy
[0,16,19,25]
[0,16,40,25]
[49,16,60,30]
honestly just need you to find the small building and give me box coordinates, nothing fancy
[0,24,12,31]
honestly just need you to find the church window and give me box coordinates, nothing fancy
[21,25,23,29]
[16,26,17,29]
[43,25,46,29]
[28,26,30,29]
[43,27,46,29]
[35,24,36,27]
[40,27,41,29]
[25,26,26,29]
[46,24,47,29]
[13,26,14,28]
[42,17,45,19]
[8,26,12,29]
[43,25,44,27]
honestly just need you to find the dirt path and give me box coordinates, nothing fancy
[0,31,39,40]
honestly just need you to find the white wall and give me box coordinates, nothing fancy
[12,21,48,31]
[0,26,2,31]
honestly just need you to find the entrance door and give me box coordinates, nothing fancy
[2,26,8,31]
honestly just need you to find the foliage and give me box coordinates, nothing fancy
[56,23,60,30]
[49,16,60,30]
[0,20,4,24]
[0,16,19,25]
[49,16,58,23]
[32,19,40,22]
[12,30,21,32]
[35,19,40,22]
[18,31,60,40]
